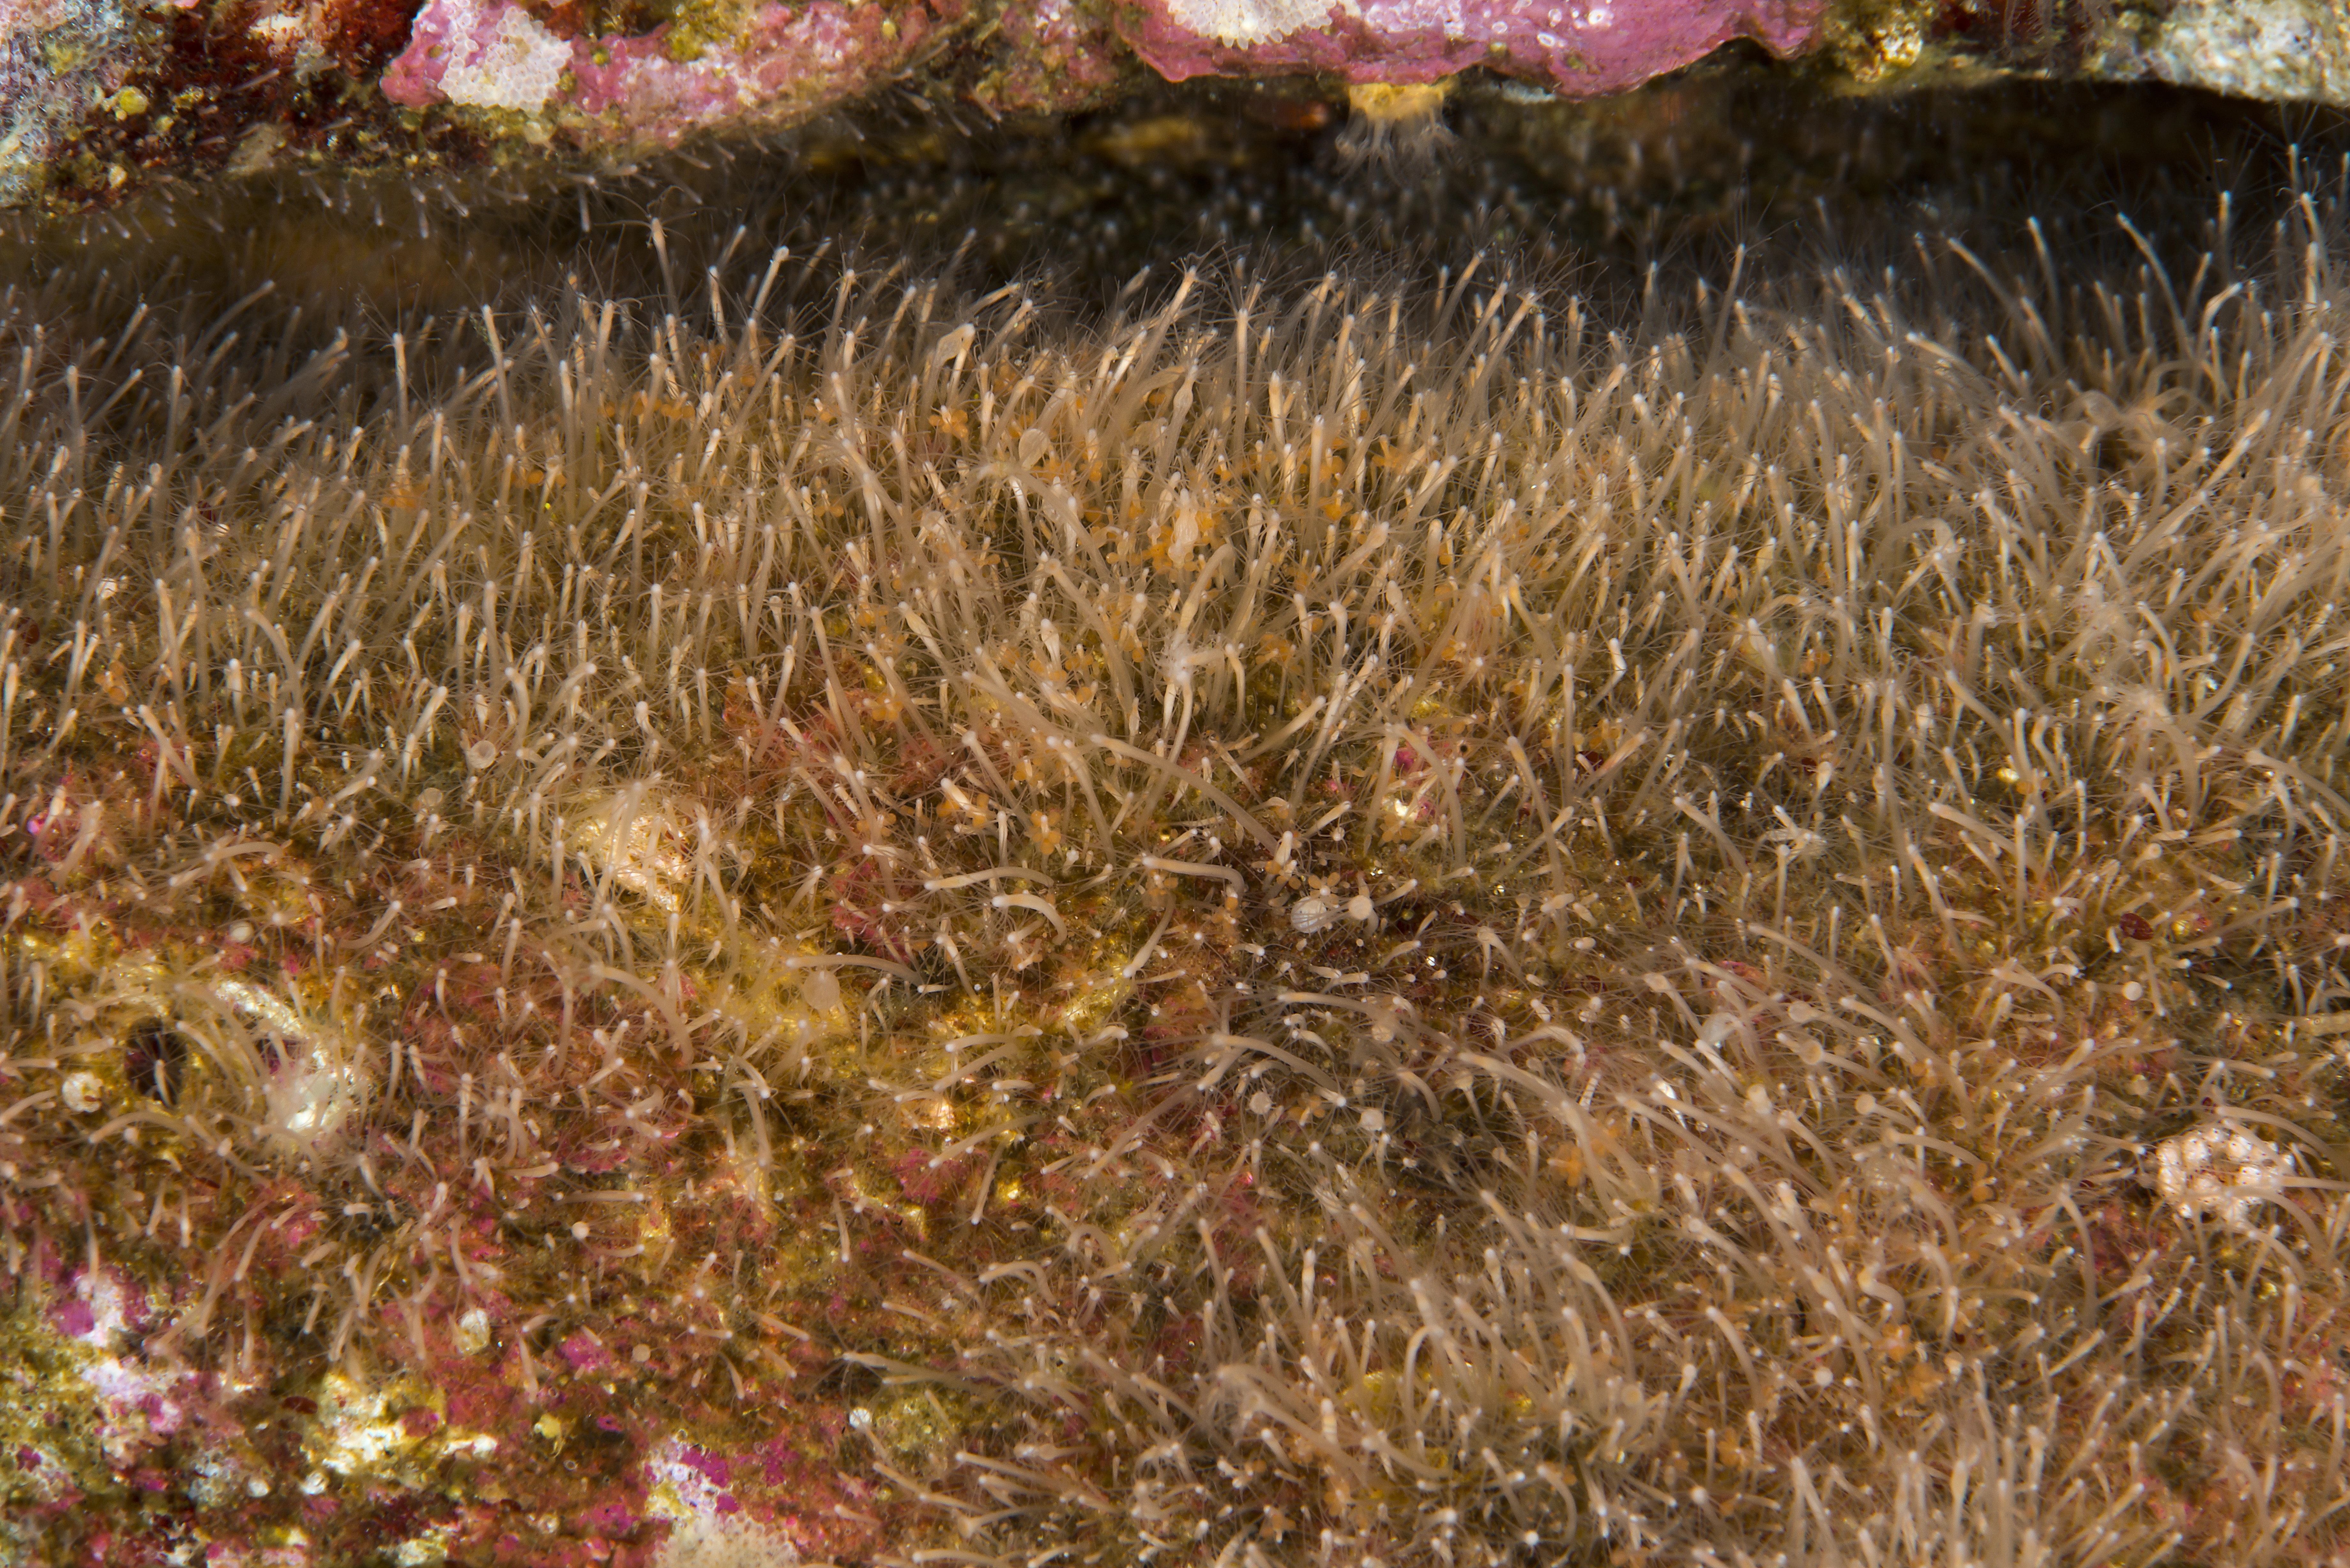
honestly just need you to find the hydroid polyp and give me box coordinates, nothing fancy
[0,143,2347,1565]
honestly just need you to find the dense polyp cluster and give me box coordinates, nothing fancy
[1,155,2349,1565]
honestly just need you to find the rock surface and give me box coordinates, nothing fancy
[0,53,2346,1568]
[1120,0,1824,96]
[0,0,2343,206]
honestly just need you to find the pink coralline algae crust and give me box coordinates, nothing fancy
[378,0,544,110]
[0,1212,878,1564]
[979,0,1126,114]
[1119,0,1829,92]
[574,3,928,136]
[648,1428,886,1562]
[382,0,929,146]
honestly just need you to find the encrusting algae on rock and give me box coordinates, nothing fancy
[3,128,2350,1563]
[6,0,2350,208]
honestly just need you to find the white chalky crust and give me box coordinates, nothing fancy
[2154,1125,2296,1229]
[1156,0,1354,47]
[437,0,573,112]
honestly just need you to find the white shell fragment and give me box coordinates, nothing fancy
[2153,1124,2296,1228]
[1290,894,1340,933]
[1291,889,1376,934]
[60,1071,105,1113]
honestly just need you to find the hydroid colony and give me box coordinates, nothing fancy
[2,115,2350,1567]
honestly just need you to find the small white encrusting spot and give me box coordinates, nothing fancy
[1158,0,1353,45]
[1290,892,1341,933]
[59,1072,105,1113]
[2154,1124,2297,1228]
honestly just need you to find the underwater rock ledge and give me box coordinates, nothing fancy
[0,0,2346,207]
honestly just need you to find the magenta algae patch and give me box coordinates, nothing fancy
[1120,0,1828,92]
